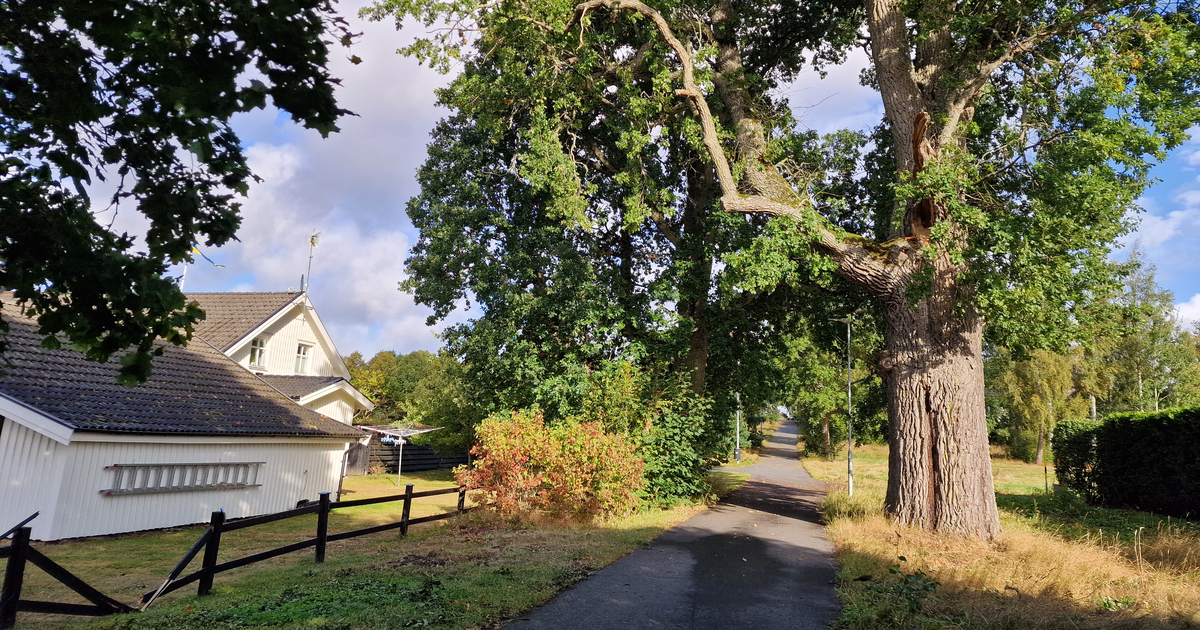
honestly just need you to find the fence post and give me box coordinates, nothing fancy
[198,511,225,596]
[0,527,30,630]
[315,492,331,564]
[400,484,414,536]
[457,488,466,515]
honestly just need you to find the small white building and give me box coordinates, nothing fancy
[0,294,369,541]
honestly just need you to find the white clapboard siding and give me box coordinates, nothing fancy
[229,304,336,377]
[308,393,356,425]
[0,419,350,541]
[0,418,69,539]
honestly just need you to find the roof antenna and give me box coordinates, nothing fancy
[304,229,321,293]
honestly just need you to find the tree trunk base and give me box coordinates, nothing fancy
[882,301,1001,541]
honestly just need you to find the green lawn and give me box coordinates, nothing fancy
[10,470,747,630]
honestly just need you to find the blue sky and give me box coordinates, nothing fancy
[162,10,1200,359]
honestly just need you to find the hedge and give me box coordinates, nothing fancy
[1052,418,1103,502]
[1053,407,1200,519]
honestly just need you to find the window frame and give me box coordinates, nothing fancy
[295,343,312,374]
[249,337,267,368]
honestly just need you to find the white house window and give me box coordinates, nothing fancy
[249,337,267,367]
[295,343,312,374]
[102,462,264,496]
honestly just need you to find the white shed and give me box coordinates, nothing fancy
[0,300,365,541]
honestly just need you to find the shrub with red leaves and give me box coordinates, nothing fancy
[456,409,644,519]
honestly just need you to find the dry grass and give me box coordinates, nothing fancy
[805,445,1200,629]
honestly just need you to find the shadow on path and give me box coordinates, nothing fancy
[505,420,839,629]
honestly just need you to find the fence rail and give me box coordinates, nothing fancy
[140,484,471,608]
[1,527,134,629]
[0,484,473,627]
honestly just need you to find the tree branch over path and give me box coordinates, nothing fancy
[565,0,905,298]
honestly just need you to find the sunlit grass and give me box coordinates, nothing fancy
[804,444,1200,629]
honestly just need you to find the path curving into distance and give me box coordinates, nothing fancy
[505,419,840,629]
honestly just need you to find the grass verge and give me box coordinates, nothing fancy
[805,444,1200,629]
[11,470,748,630]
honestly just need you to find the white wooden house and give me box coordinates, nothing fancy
[0,293,371,541]
[186,292,373,424]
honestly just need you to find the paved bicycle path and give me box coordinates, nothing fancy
[505,420,840,629]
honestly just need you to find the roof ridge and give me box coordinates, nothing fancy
[186,292,304,351]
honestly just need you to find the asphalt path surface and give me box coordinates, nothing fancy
[505,419,840,629]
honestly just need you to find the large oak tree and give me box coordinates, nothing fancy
[383,4,874,427]
[371,0,1200,538]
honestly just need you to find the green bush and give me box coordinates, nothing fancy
[1006,428,1041,463]
[747,428,766,449]
[639,394,711,504]
[575,362,719,504]
[1054,408,1200,518]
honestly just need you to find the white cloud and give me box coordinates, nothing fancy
[183,139,443,356]
[1179,126,1200,167]
[778,48,885,135]
[1131,207,1200,248]
[179,4,459,357]
[1176,294,1200,330]
[1120,193,1200,249]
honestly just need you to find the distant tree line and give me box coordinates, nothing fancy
[986,248,1200,464]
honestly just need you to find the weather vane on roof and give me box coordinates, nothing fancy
[303,229,321,293]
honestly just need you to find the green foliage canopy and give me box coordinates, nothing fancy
[1102,250,1200,413]
[365,0,882,433]
[346,349,485,454]
[365,0,1200,539]
[1,0,352,382]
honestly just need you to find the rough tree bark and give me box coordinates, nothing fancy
[677,162,716,395]
[821,411,834,459]
[565,0,1034,539]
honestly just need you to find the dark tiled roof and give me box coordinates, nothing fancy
[0,303,363,439]
[186,292,299,351]
[261,375,345,400]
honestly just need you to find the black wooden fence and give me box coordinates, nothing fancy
[139,484,470,608]
[368,440,468,474]
[1,515,134,629]
[0,484,472,627]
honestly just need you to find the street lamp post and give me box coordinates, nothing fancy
[735,392,742,463]
[830,315,854,496]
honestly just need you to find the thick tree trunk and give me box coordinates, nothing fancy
[682,319,709,394]
[678,160,715,396]
[860,0,1002,534]
[882,298,1000,539]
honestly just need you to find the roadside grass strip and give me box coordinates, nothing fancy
[805,444,1200,629]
